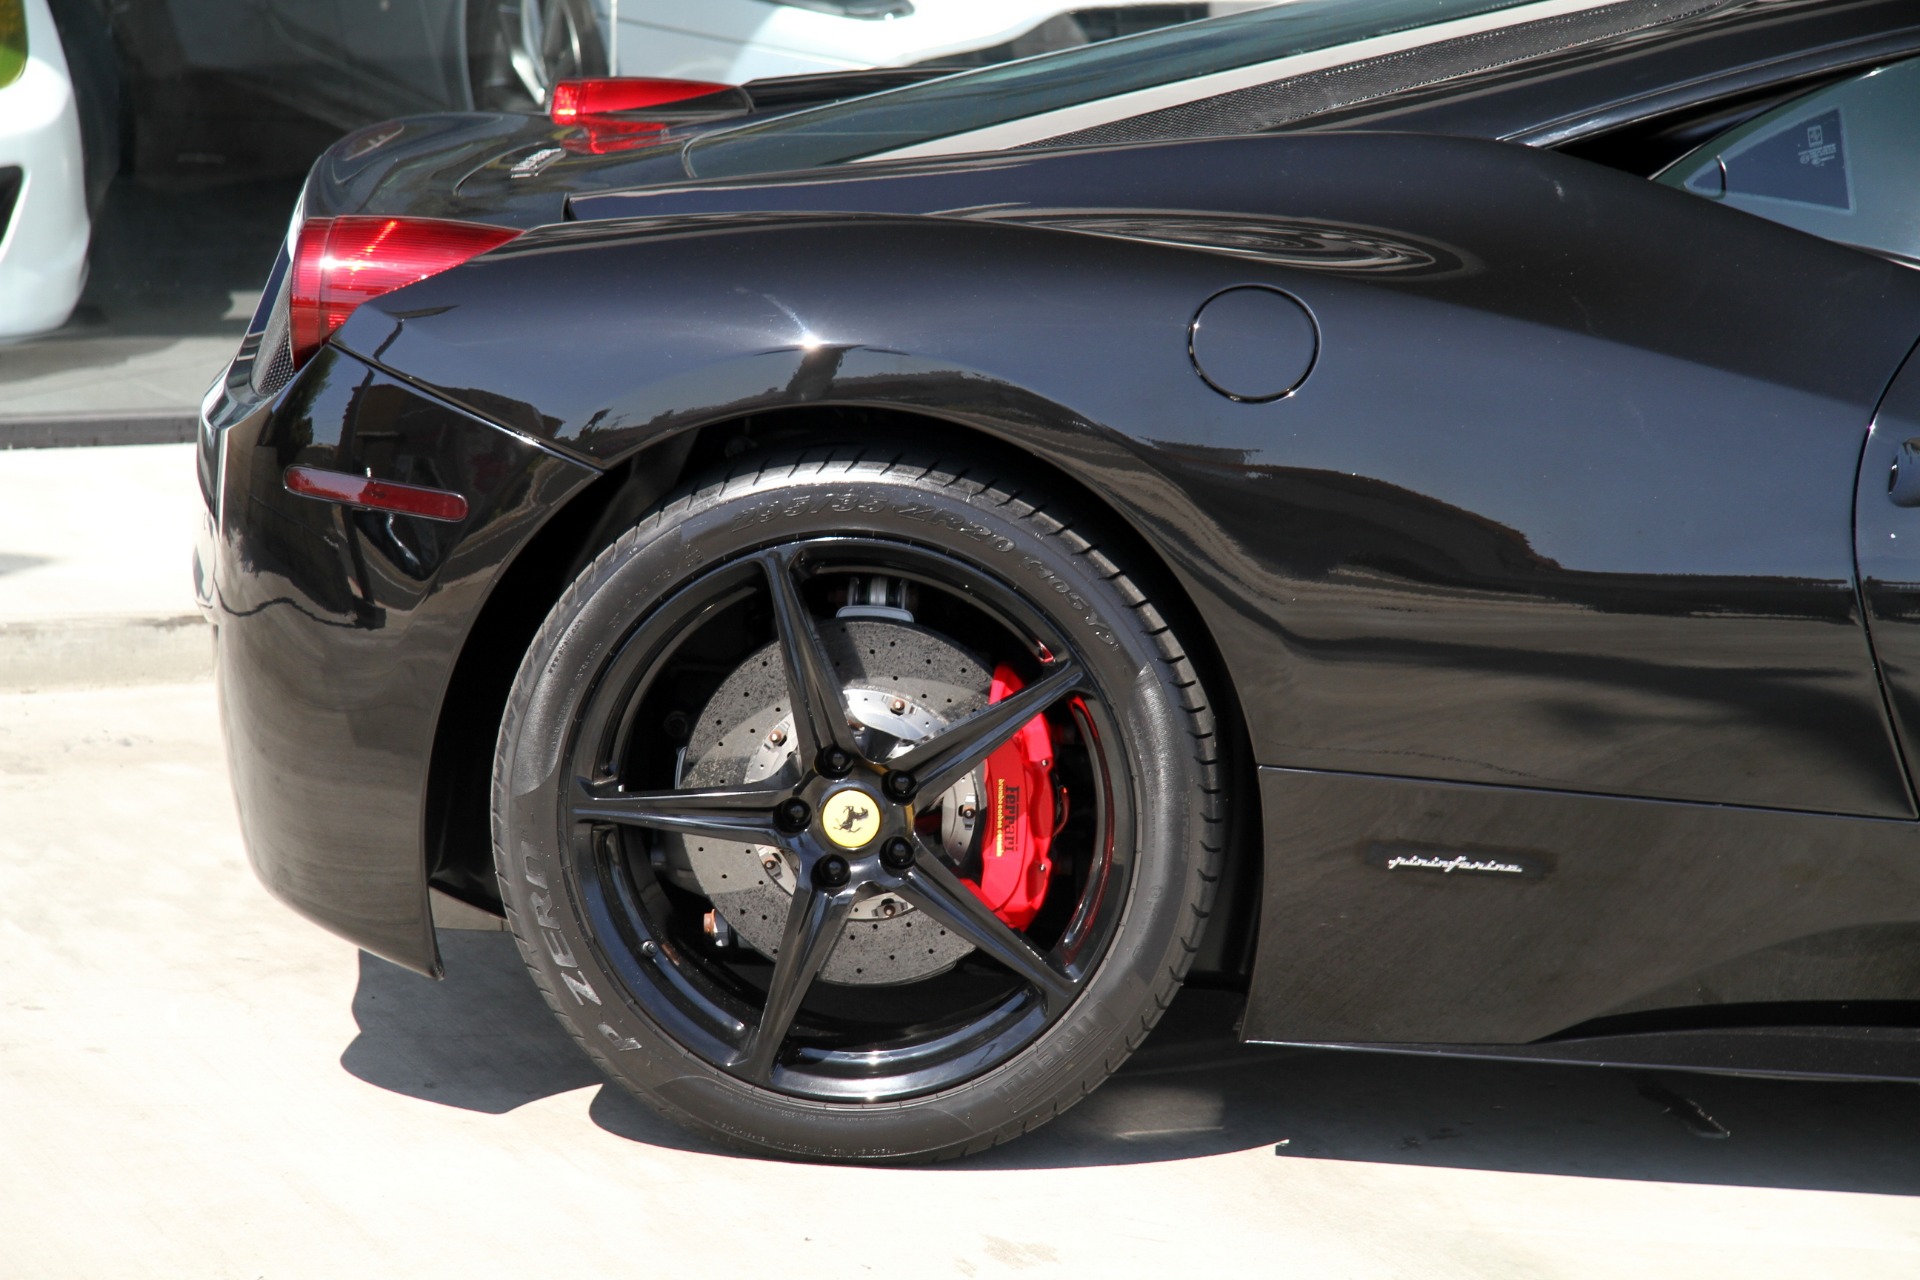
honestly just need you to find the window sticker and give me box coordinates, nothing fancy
[1723,108,1851,211]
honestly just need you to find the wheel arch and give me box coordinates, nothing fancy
[422,401,1262,983]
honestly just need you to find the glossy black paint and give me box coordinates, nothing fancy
[205,3,1920,1062]
[1280,1024,1920,1086]
[209,347,596,971]
[338,134,1920,816]
[1857,345,1920,791]
[1246,767,1920,1044]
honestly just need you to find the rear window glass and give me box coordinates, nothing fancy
[1658,57,1920,265]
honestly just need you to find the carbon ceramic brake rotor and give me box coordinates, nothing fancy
[670,618,990,985]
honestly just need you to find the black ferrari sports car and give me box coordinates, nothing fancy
[200,0,1920,1161]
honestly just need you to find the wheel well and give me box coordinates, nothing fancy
[422,406,1261,984]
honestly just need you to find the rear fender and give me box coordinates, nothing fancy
[330,134,1920,818]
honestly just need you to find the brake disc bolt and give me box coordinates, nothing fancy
[881,898,899,918]
[776,798,812,832]
[958,804,976,821]
[880,836,914,870]
[762,856,781,877]
[815,855,851,888]
[766,728,786,747]
[884,771,917,801]
[888,697,907,715]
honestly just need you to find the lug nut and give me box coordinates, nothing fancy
[775,798,812,833]
[814,854,851,888]
[817,745,853,777]
[883,771,917,802]
[880,836,914,871]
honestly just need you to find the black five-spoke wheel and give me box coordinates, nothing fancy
[493,447,1224,1160]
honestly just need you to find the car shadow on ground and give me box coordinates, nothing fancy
[342,931,1920,1189]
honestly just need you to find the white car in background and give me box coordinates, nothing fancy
[0,0,86,338]
[491,0,1279,107]
[606,0,1278,85]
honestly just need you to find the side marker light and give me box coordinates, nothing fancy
[284,466,470,522]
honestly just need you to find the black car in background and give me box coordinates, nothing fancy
[49,0,596,192]
[200,0,1920,1161]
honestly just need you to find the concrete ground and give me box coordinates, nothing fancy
[5,678,1920,1278]
[0,443,207,688]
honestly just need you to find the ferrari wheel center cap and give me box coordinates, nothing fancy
[820,788,882,850]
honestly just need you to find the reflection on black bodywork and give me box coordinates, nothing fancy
[1854,347,1920,799]
[339,132,1920,818]
[214,347,597,972]
[1152,443,1906,815]
[1247,768,1920,1044]
[990,210,1474,277]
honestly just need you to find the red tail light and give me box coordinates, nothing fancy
[289,216,520,369]
[548,77,730,125]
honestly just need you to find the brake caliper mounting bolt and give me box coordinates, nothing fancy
[814,855,851,888]
[880,837,914,871]
[817,745,853,777]
[884,771,917,802]
[775,798,812,833]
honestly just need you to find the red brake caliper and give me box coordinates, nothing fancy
[963,665,1056,929]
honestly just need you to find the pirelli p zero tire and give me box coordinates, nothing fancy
[491,446,1225,1162]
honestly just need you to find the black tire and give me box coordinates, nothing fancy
[467,0,607,113]
[491,445,1225,1162]
[46,0,122,216]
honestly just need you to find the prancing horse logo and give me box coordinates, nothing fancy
[821,790,881,849]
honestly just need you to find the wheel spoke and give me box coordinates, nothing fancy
[738,883,856,1082]
[759,549,863,765]
[572,777,786,845]
[890,660,1086,800]
[896,847,1079,1013]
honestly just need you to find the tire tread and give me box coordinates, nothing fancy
[490,444,1228,1163]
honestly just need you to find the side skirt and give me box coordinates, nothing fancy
[1244,768,1920,1048]
[1263,1026,1920,1085]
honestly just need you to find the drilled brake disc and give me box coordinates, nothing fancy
[667,618,991,985]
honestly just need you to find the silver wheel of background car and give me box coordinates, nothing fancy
[490,445,1228,1161]
[468,0,607,112]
